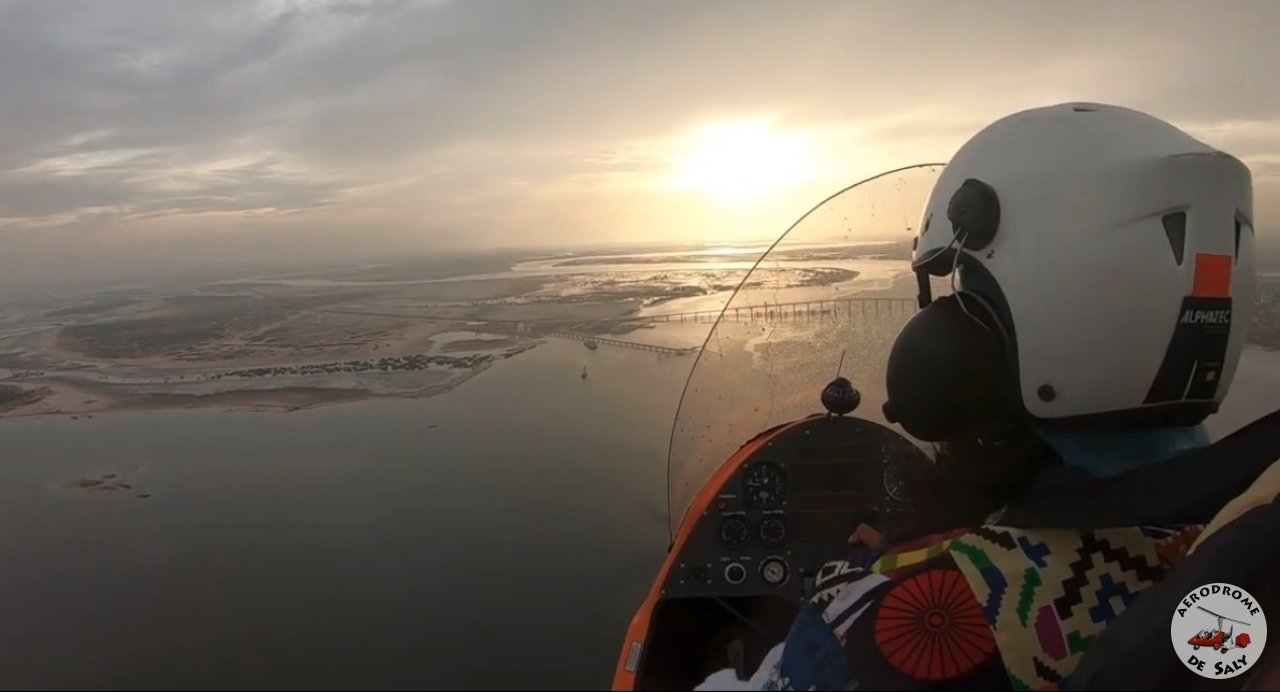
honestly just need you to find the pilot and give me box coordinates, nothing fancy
[696,102,1278,690]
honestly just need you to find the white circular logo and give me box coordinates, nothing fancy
[1170,583,1268,679]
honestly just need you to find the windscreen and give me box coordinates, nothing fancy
[665,163,948,537]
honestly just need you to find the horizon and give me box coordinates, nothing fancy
[13,231,1280,308]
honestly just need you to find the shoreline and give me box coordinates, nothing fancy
[2,332,1276,425]
[0,345,528,422]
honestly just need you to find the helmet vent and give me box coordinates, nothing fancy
[1162,212,1187,266]
[1234,216,1242,262]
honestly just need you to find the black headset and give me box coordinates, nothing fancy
[882,177,1022,443]
[947,178,1002,251]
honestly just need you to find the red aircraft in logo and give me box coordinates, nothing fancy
[1187,606,1253,653]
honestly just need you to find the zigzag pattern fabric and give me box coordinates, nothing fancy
[948,525,1203,690]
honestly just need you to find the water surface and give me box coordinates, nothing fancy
[0,338,689,690]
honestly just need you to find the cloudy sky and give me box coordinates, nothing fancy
[0,0,1277,291]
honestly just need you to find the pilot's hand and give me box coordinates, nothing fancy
[848,523,886,549]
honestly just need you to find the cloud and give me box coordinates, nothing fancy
[0,0,1276,293]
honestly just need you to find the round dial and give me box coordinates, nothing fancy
[719,518,750,550]
[759,517,787,548]
[724,563,747,585]
[759,557,789,586]
[743,462,788,510]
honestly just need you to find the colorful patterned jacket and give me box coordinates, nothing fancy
[733,523,1205,691]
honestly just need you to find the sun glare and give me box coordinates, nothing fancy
[669,121,817,203]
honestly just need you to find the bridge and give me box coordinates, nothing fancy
[319,297,917,348]
[633,296,918,324]
[547,332,698,356]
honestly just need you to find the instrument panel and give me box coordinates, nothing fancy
[662,415,931,599]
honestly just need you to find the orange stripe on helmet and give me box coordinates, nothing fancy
[1191,253,1232,299]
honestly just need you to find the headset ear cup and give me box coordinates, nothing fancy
[884,294,1014,442]
[947,178,1001,250]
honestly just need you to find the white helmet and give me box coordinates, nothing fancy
[885,102,1256,440]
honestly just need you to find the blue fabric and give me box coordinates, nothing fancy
[1036,424,1211,479]
[779,602,854,691]
[848,544,882,571]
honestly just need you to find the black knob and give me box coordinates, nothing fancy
[822,377,861,416]
[724,563,747,585]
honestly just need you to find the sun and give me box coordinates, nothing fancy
[668,120,817,203]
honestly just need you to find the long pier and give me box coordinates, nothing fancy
[319,297,917,338]
[547,332,697,355]
[636,297,917,324]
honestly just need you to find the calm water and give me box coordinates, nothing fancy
[0,338,690,690]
